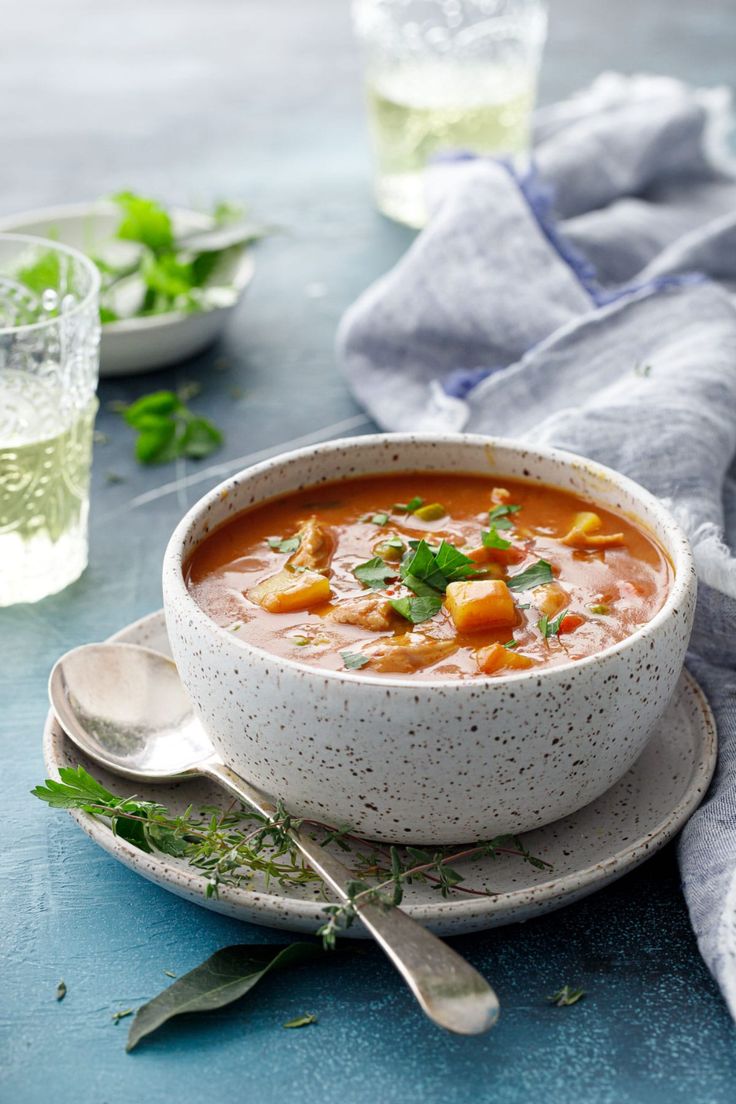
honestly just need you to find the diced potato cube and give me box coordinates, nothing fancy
[563,511,624,549]
[533,581,569,618]
[444,580,516,632]
[476,642,534,674]
[248,568,331,613]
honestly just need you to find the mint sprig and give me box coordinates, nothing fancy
[118,389,224,465]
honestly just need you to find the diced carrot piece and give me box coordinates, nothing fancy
[476,642,535,674]
[559,613,585,634]
[563,511,624,549]
[248,568,331,613]
[444,580,516,632]
[490,487,511,505]
[466,544,524,566]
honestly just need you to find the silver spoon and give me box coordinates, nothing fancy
[49,641,499,1036]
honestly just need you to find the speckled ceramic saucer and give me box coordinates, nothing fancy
[43,611,716,938]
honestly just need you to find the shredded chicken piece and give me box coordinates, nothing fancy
[288,516,335,574]
[365,633,457,674]
[329,595,398,631]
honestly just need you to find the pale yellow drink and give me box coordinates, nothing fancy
[366,61,536,227]
[0,371,96,606]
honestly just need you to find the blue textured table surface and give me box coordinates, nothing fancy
[2,3,736,1101]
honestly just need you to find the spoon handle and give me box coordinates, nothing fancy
[202,759,499,1035]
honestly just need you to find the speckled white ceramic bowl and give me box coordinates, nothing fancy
[163,434,696,844]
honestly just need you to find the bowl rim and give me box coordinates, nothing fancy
[0,199,254,335]
[163,432,696,690]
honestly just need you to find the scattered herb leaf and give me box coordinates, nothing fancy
[366,512,390,526]
[538,610,567,639]
[353,557,398,590]
[112,1008,134,1024]
[268,536,301,554]
[125,943,325,1051]
[390,594,444,624]
[482,527,511,550]
[507,559,553,591]
[117,388,223,465]
[489,504,522,530]
[283,1012,317,1029]
[394,496,424,514]
[341,651,371,670]
[547,985,585,1007]
[503,640,519,649]
[56,980,67,1002]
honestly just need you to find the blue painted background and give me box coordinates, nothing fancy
[2,2,736,1100]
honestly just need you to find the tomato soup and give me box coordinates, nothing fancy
[185,473,672,680]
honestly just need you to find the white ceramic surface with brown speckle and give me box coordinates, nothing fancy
[43,610,716,936]
[162,435,697,844]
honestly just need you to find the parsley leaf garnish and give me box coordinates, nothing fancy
[507,559,553,591]
[538,610,567,638]
[119,389,223,465]
[390,594,444,624]
[489,504,522,530]
[481,527,511,550]
[503,639,519,649]
[394,496,424,514]
[401,540,448,592]
[433,540,477,583]
[341,651,371,670]
[353,557,398,590]
[370,512,389,526]
[267,536,300,554]
[547,985,585,1007]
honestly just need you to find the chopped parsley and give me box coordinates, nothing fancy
[390,594,444,624]
[489,503,522,530]
[341,651,371,670]
[393,496,424,514]
[353,557,398,590]
[506,559,553,591]
[481,527,511,550]
[503,639,520,649]
[538,610,567,638]
[267,536,300,554]
[361,511,390,526]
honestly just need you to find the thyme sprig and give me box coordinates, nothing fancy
[34,766,552,950]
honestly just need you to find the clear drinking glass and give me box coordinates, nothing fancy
[353,0,548,228]
[0,234,100,606]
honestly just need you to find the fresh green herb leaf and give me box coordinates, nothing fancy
[538,610,567,639]
[401,573,443,599]
[283,1012,317,1029]
[547,985,585,1007]
[341,651,371,670]
[112,1008,134,1024]
[56,980,67,1001]
[489,504,522,529]
[370,512,390,526]
[413,502,446,522]
[268,536,301,554]
[125,943,325,1051]
[401,540,448,592]
[113,191,174,254]
[99,306,120,323]
[507,559,553,591]
[17,250,62,301]
[482,527,511,550]
[503,640,519,649]
[516,602,530,610]
[433,540,476,583]
[353,557,398,590]
[117,388,224,465]
[394,496,424,514]
[389,594,443,624]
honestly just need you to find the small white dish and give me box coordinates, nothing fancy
[42,609,716,938]
[0,201,255,376]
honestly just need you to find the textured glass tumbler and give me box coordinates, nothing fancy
[0,235,100,606]
[353,0,548,227]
